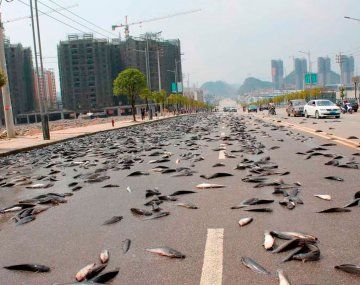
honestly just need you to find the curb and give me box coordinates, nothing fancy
[0,114,191,158]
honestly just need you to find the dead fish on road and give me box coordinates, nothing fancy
[145,189,161,198]
[102,216,123,225]
[264,230,275,250]
[196,183,226,189]
[0,203,35,214]
[238,217,253,227]
[122,239,131,253]
[146,246,185,258]
[314,194,331,201]
[170,190,196,196]
[100,249,109,263]
[325,176,344,182]
[4,264,50,273]
[75,263,96,281]
[102,184,120,188]
[240,257,270,275]
[176,202,198,209]
[130,208,152,216]
[244,208,273,213]
[16,215,35,226]
[200,172,233,179]
[277,269,292,285]
[90,268,119,284]
[143,211,170,220]
[128,171,149,177]
[231,198,274,209]
[271,231,318,242]
[335,264,360,275]
[317,207,351,213]
[292,244,320,262]
[26,183,54,189]
[343,198,360,208]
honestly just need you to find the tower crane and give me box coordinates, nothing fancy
[112,8,201,39]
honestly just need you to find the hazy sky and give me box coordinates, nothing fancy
[2,0,360,89]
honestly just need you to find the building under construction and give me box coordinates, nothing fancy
[0,40,35,125]
[58,33,182,111]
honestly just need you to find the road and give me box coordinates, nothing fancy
[0,113,359,285]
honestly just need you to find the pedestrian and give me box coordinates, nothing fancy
[111,119,115,127]
[141,108,145,121]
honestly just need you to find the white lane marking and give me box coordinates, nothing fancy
[200,228,224,285]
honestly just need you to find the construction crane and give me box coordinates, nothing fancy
[112,8,202,39]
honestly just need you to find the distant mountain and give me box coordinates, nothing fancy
[238,77,273,94]
[201,81,238,98]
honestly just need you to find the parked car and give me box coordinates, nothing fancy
[228,107,237,112]
[304,100,340,119]
[247,105,258,113]
[286,99,306,117]
[348,99,359,112]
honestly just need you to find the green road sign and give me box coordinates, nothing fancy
[305,73,318,85]
[171,82,177,93]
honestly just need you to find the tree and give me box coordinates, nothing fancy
[113,68,147,121]
[0,69,7,88]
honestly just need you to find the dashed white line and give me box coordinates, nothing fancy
[200,228,224,285]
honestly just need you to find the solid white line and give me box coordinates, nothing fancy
[200,228,224,285]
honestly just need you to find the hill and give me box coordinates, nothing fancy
[238,77,273,94]
[201,81,238,98]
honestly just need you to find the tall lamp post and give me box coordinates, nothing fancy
[299,50,312,88]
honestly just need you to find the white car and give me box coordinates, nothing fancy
[304,99,341,119]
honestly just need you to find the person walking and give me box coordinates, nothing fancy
[111,119,115,127]
[141,108,145,121]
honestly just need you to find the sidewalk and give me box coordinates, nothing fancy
[0,114,175,157]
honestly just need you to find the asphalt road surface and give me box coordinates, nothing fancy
[0,113,359,285]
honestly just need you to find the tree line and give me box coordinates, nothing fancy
[113,68,211,121]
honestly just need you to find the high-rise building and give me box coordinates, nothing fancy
[58,34,113,111]
[317,57,331,86]
[58,34,182,111]
[294,58,307,90]
[0,41,35,125]
[34,69,57,110]
[271,60,284,90]
[340,55,354,86]
[111,35,182,95]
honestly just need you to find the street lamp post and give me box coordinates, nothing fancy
[299,50,312,89]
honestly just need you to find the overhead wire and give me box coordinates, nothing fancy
[17,0,87,34]
[47,0,116,37]
[36,0,111,38]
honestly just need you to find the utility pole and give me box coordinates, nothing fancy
[30,0,50,140]
[157,49,161,91]
[0,13,15,138]
[336,52,345,86]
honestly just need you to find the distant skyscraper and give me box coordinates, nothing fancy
[271,59,284,90]
[294,58,307,90]
[34,69,57,110]
[339,55,354,86]
[0,40,35,125]
[317,57,331,86]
